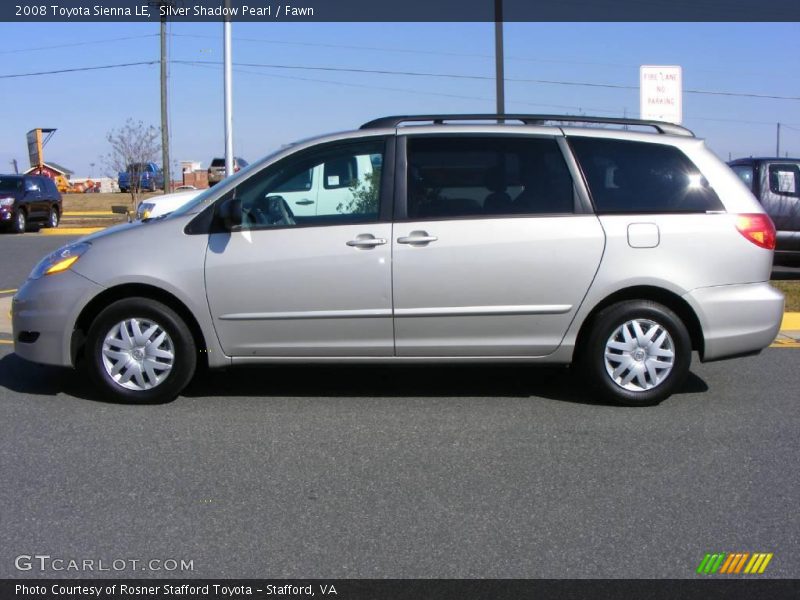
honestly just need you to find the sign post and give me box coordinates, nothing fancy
[640,65,683,124]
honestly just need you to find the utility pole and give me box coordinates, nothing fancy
[10,159,18,174]
[223,0,234,177]
[494,0,504,119]
[776,122,781,157]
[160,12,170,193]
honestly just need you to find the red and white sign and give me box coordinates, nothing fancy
[640,65,683,124]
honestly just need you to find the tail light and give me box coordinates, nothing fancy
[735,213,776,250]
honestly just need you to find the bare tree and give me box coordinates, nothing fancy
[104,119,160,211]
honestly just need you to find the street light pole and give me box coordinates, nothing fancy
[494,0,505,118]
[223,0,234,178]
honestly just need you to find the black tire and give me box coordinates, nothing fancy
[46,206,59,228]
[580,300,691,406]
[85,297,196,403]
[12,208,26,234]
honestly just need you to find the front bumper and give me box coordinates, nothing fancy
[12,270,103,367]
[683,282,784,362]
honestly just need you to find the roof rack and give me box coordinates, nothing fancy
[359,114,695,137]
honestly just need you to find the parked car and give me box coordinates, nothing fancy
[12,114,784,406]
[728,157,800,264]
[135,189,203,221]
[207,157,248,186]
[118,162,164,193]
[0,174,62,233]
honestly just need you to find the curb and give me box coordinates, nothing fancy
[62,211,116,217]
[780,313,800,330]
[40,227,106,236]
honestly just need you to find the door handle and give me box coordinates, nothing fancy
[397,231,438,246]
[295,199,314,205]
[346,235,387,249]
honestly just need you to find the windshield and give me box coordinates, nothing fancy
[0,177,22,192]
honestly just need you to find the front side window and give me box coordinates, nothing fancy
[768,164,800,197]
[570,137,724,214]
[730,164,755,191]
[405,136,574,219]
[234,139,384,230]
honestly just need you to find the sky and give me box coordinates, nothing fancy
[0,21,799,178]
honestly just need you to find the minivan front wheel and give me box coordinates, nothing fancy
[582,300,691,406]
[85,298,196,403]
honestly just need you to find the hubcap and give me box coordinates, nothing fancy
[101,318,175,391]
[604,318,675,392]
[50,211,58,226]
[17,213,24,230]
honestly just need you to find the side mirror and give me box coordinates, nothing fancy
[217,195,242,231]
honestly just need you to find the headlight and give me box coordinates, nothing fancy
[0,197,14,207]
[29,242,91,280]
[136,203,155,220]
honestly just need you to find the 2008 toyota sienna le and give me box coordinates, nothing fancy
[12,115,785,406]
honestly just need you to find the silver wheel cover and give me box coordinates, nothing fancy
[604,318,675,392]
[101,318,175,391]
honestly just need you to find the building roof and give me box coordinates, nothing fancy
[24,162,74,176]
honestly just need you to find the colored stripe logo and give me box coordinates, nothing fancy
[697,552,773,574]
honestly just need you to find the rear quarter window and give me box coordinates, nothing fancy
[570,137,724,214]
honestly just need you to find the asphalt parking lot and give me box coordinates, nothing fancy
[0,231,798,579]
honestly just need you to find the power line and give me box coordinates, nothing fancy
[0,34,158,55]
[169,32,786,79]
[184,62,800,126]
[171,32,633,69]
[2,57,799,104]
[0,61,158,79]
[174,59,800,102]
[186,61,620,115]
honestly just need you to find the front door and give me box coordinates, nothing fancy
[205,137,395,357]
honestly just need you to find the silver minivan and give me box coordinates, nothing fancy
[12,115,784,406]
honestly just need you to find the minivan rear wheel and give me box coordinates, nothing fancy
[85,298,196,403]
[582,300,691,406]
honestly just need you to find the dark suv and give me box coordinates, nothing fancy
[207,157,249,186]
[728,157,800,263]
[0,174,62,233]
